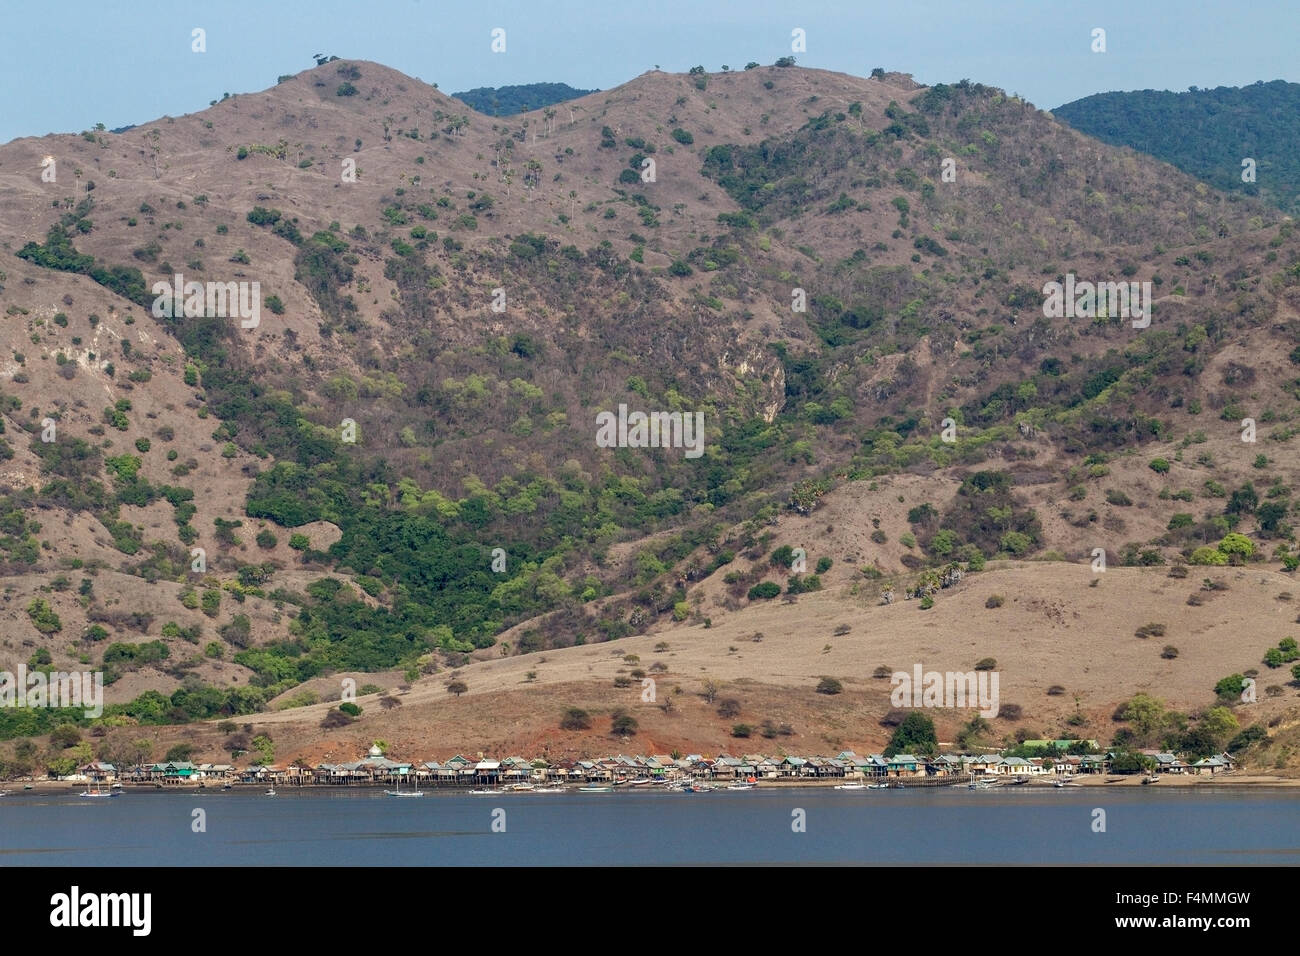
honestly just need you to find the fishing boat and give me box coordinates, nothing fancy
[727,782,756,790]
[834,782,868,790]
[628,778,654,787]
[968,775,999,791]
[80,783,120,798]
[578,785,613,793]
[867,783,889,789]
[384,778,425,797]
[1053,779,1082,788]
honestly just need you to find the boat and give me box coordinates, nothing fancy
[532,786,565,793]
[467,788,500,795]
[1142,774,1159,785]
[0,790,11,797]
[1053,780,1082,788]
[628,778,654,787]
[384,779,425,797]
[578,786,613,793]
[727,783,756,790]
[834,782,868,790]
[867,783,889,789]
[265,788,277,796]
[968,775,999,791]
[80,783,120,798]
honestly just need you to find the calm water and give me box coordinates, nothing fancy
[1,787,1296,865]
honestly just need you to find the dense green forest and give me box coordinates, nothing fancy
[1053,80,1300,215]
[451,82,596,116]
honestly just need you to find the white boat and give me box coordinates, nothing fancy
[727,783,756,790]
[265,788,277,796]
[385,779,425,797]
[1053,780,1082,788]
[467,788,500,795]
[80,783,120,798]
[835,782,868,790]
[532,786,565,793]
[867,783,889,789]
[578,786,613,793]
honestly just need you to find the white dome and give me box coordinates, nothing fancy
[368,744,382,757]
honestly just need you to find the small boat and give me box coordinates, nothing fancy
[1053,780,1082,788]
[222,783,233,791]
[578,785,613,793]
[1141,774,1159,785]
[895,783,906,789]
[265,788,277,796]
[23,784,33,790]
[867,783,889,790]
[385,780,425,797]
[80,784,120,798]
[0,790,12,797]
[467,788,500,795]
[727,783,756,790]
[835,783,868,790]
[532,786,565,793]
[628,778,654,787]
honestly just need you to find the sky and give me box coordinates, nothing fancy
[2,0,1297,143]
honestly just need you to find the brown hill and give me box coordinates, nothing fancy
[0,61,1297,774]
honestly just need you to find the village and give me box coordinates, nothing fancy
[62,741,1241,789]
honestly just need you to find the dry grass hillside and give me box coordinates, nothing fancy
[0,60,1297,774]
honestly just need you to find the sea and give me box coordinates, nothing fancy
[1,786,1296,865]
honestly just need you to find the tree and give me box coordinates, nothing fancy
[446,680,468,697]
[1121,692,1167,740]
[816,677,843,695]
[885,712,938,757]
[49,724,82,749]
[560,707,591,730]
[701,678,720,704]
[717,698,741,718]
[1213,674,1246,701]
[610,710,637,735]
[130,738,154,766]
[164,743,194,762]
[1200,706,1239,748]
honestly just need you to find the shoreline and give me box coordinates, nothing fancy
[9,773,1297,792]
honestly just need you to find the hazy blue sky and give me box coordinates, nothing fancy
[2,0,1297,143]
